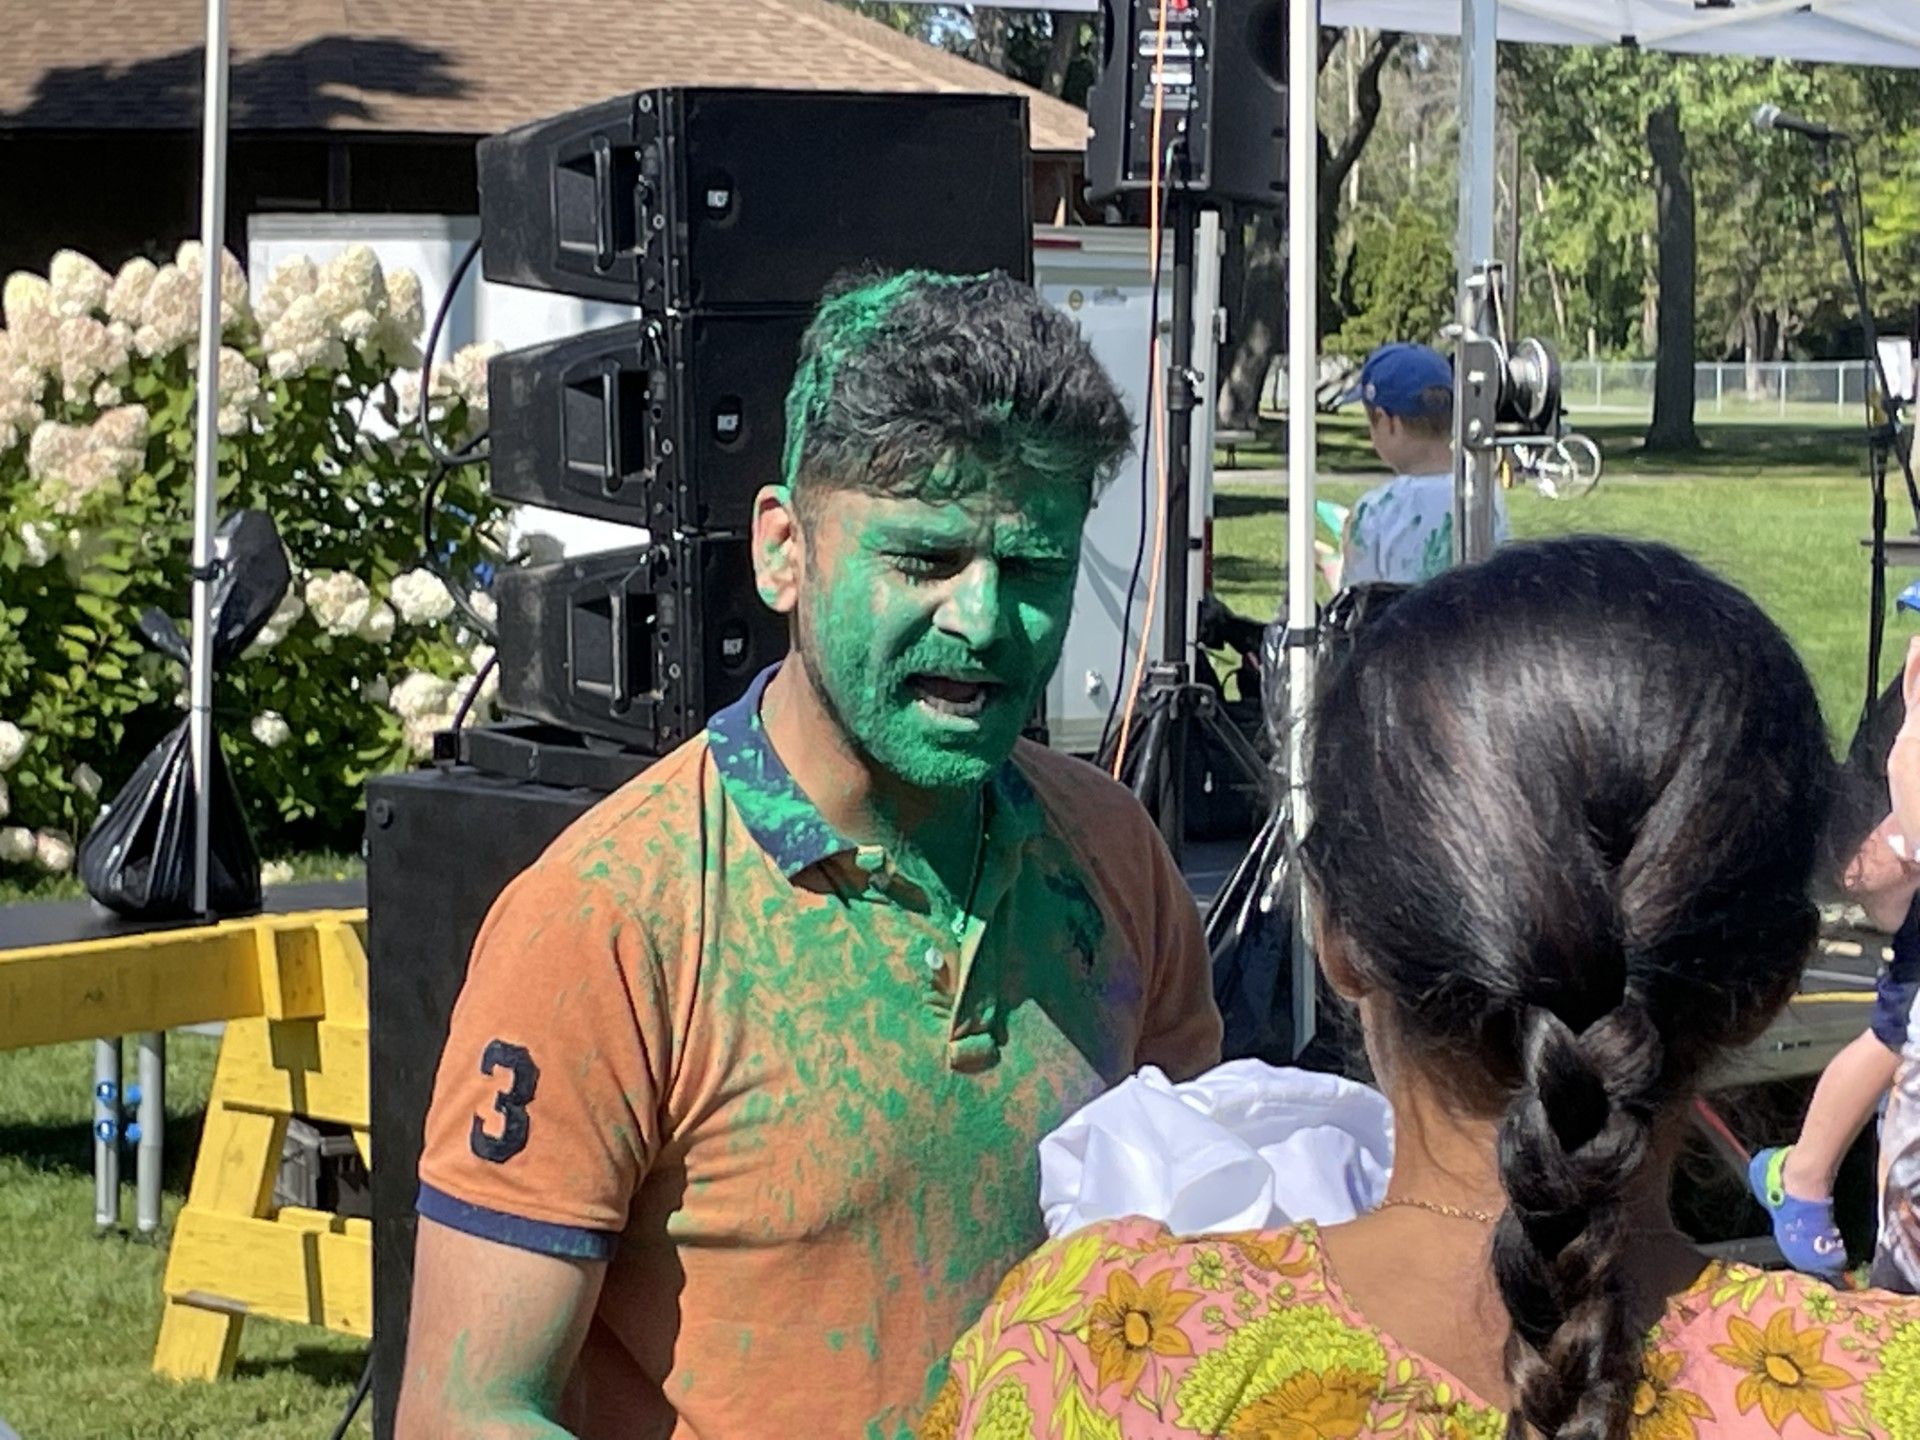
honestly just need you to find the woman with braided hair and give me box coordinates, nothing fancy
[927,537,1920,1439]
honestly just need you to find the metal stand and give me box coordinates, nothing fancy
[92,1038,122,1230]
[1811,140,1920,712]
[1099,195,1269,865]
[1451,264,1505,566]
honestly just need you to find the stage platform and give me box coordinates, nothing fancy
[0,880,367,957]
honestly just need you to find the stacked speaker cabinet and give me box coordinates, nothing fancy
[479,87,1036,757]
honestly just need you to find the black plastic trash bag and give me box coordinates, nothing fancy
[78,510,290,919]
[79,722,261,918]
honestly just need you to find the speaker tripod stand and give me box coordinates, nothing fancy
[1097,194,1271,863]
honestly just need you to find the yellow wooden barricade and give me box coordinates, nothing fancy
[0,908,372,1378]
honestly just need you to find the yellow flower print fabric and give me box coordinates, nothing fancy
[928,1219,1920,1439]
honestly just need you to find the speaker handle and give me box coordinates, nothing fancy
[608,578,631,712]
[598,358,623,487]
[591,135,616,271]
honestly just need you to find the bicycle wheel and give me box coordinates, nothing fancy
[1552,434,1603,498]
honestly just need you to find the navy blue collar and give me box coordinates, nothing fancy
[706,663,1043,879]
[707,665,854,878]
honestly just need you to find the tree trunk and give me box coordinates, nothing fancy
[1742,307,1764,398]
[1040,12,1079,97]
[1645,100,1699,452]
[1216,28,1401,427]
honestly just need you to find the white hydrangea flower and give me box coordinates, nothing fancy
[260,859,296,886]
[92,378,122,408]
[27,420,94,514]
[315,244,385,325]
[71,763,102,799]
[48,250,111,318]
[175,241,251,332]
[3,271,51,329]
[390,671,456,722]
[363,675,391,706]
[261,293,347,378]
[18,521,57,568]
[134,263,199,358]
[468,590,498,627]
[214,346,266,436]
[250,711,292,748]
[359,602,397,644]
[304,570,373,636]
[57,315,131,405]
[374,268,425,368]
[0,722,27,772]
[448,341,499,412]
[7,297,59,375]
[244,587,304,656]
[92,403,148,457]
[389,568,455,625]
[34,829,75,874]
[106,257,158,324]
[0,826,32,865]
[0,361,46,453]
[402,713,451,758]
[255,255,319,330]
[339,307,379,347]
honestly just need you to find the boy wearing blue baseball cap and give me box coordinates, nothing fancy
[1339,342,1509,585]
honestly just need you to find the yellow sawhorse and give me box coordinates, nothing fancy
[0,908,372,1379]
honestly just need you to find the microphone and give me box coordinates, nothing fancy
[1753,104,1849,143]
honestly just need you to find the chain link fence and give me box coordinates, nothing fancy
[1266,359,1884,425]
[1561,361,1874,425]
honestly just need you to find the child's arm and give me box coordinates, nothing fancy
[1844,638,1920,931]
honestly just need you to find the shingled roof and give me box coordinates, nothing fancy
[0,0,1089,152]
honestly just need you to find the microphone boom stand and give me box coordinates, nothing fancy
[1812,137,1920,713]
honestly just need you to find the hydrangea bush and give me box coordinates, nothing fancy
[0,242,505,872]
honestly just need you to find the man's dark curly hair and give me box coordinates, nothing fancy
[781,270,1132,514]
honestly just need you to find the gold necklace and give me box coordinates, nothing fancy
[1374,1197,1499,1225]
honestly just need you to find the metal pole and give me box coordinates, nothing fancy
[1152,199,1198,863]
[1285,0,1320,1056]
[92,1038,122,1231]
[135,1032,165,1234]
[1453,0,1499,564]
[142,0,232,1237]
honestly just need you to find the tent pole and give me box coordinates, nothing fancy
[1453,0,1499,563]
[134,0,230,1239]
[1284,0,1320,1054]
[189,0,229,923]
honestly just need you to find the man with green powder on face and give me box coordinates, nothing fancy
[396,270,1222,1440]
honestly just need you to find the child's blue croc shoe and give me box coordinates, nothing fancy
[1749,1146,1847,1276]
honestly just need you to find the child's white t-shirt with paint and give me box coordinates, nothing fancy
[1341,472,1511,586]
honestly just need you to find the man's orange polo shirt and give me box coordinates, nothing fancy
[416,665,1222,1438]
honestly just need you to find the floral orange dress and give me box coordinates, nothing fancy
[923,1219,1920,1439]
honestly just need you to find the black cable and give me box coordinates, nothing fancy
[412,235,497,642]
[1098,136,1185,760]
[450,647,501,736]
[419,238,487,468]
[323,1354,373,1440]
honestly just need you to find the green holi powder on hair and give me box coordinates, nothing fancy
[782,271,972,488]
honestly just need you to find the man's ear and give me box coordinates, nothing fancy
[752,484,802,615]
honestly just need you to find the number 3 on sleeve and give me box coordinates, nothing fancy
[470,1039,540,1163]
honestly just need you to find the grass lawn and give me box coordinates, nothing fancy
[0,415,1899,1435]
[0,1037,370,1439]
[1211,416,1894,741]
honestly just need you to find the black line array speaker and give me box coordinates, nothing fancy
[478,87,1037,759]
[366,768,613,1440]
[1086,0,1289,209]
[486,309,810,533]
[492,539,786,756]
[478,88,1033,308]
